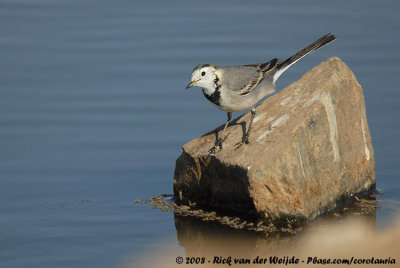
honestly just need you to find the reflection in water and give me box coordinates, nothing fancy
[175,215,270,257]
[126,204,400,268]
[174,209,377,261]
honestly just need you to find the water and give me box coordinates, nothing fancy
[0,0,399,267]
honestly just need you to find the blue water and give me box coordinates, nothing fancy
[1,1,399,267]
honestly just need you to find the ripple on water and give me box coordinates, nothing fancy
[40,198,91,211]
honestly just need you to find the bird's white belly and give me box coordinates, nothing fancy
[218,97,254,112]
[218,83,275,112]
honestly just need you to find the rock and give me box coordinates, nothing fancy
[173,57,375,223]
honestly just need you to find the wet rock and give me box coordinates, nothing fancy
[174,57,375,223]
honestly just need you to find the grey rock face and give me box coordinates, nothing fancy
[174,57,375,223]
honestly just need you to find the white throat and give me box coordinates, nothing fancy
[197,74,217,96]
[201,84,216,96]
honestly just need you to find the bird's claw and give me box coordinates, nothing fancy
[235,136,249,150]
[208,134,229,156]
[208,145,220,156]
[208,141,222,156]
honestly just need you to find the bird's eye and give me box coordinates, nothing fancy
[201,71,206,76]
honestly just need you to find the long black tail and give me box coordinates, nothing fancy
[273,33,336,82]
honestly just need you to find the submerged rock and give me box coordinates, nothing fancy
[174,57,375,223]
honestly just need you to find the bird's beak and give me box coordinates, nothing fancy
[186,80,198,89]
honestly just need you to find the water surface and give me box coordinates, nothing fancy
[1,1,399,267]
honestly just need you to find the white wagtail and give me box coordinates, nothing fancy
[186,33,336,154]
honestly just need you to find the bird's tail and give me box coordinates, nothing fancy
[273,33,336,83]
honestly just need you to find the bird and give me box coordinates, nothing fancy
[186,33,336,155]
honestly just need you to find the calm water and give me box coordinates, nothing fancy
[1,1,399,267]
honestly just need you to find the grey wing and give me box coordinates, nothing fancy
[221,66,263,95]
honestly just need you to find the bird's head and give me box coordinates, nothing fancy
[186,63,218,90]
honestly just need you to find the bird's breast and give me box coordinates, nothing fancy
[202,87,222,107]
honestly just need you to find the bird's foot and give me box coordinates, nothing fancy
[208,144,221,156]
[208,134,229,156]
[234,136,250,150]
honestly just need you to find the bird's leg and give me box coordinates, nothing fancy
[244,107,256,143]
[218,112,232,146]
[209,112,231,155]
[235,107,256,149]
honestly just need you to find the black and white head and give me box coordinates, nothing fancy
[186,63,219,91]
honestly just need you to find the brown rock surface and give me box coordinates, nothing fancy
[173,57,375,223]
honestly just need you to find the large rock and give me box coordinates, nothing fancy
[174,57,375,223]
